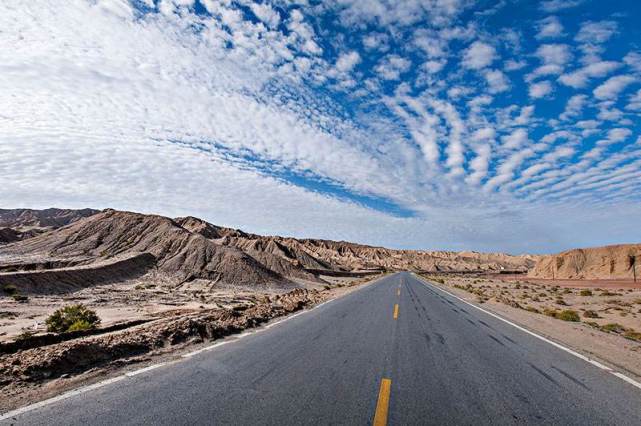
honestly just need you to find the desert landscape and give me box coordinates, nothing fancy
[1,208,640,412]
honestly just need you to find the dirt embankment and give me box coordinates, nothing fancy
[0,288,326,390]
[529,244,641,280]
[0,253,156,295]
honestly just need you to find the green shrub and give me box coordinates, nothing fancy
[67,320,94,332]
[46,304,100,333]
[557,310,580,322]
[583,310,599,318]
[579,289,593,296]
[543,308,558,317]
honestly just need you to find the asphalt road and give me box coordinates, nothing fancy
[3,272,641,425]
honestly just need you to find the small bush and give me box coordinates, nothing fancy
[15,330,36,341]
[601,323,626,334]
[434,278,445,284]
[583,310,600,318]
[525,306,540,314]
[2,284,18,295]
[557,310,580,322]
[543,308,558,318]
[12,294,28,303]
[623,330,641,342]
[46,304,100,333]
[579,289,593,296]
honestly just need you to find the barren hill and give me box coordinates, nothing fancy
[0,208,98,230]
[0,208,537,294]
[222,236,535,274]
[0,210,294,293]
[0,208,99,244]
[528,244,641,280]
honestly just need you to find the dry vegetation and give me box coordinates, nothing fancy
[422,273,641,343]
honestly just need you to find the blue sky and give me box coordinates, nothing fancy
[1,0,640,253]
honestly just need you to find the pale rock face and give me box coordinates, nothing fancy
[528,244,641,280]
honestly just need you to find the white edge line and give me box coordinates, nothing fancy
[414,274,641,390]
[1,274,385,420]
[124,362,169,377]
[0,376,126,421]
[612,372,641,390]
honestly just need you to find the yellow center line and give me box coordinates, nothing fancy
[373,378,392,426]
[393,304,399,319]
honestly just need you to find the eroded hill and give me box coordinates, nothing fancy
[528,244,641,280]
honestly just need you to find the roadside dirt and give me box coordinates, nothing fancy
[0,274,380,413]
[421,273,641,379]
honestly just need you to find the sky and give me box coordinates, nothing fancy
[1,0,640,254]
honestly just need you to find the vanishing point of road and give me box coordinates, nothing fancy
[3,272,641,425]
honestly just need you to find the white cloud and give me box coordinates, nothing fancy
[502,128,528,149]
[526,64,563,82]
[560,94,587,120]
[332,0,471,28]
[575,20,618,44]
[335,51,361,73]
[536,16,564,39]
[593,75,637,100]
[471,127,495,141]
[540,0,584,13]
[375,54,411,80]
[602,128,632,145]
[466,144,491,185]
[624,52,641,73]
[529,80,553,98]
[626,89,641,111]
[423,60,446,74]
[536,43,572,66]
[462,41,496,70]
[362,32,390,51]
[414,29,447,58]
[484,69,509,93]
[558,61,620,88]
[249,2,281,29]
[504,59,527,71]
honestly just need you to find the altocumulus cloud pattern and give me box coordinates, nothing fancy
[1,0,640,253]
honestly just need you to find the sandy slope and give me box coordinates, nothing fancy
[529,244,641,280]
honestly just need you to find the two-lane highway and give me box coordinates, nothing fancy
[3,272,641,425]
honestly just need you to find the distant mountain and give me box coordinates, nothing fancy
[528,244,641,280]
[0,208,535,294]
[0,208,98,230]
